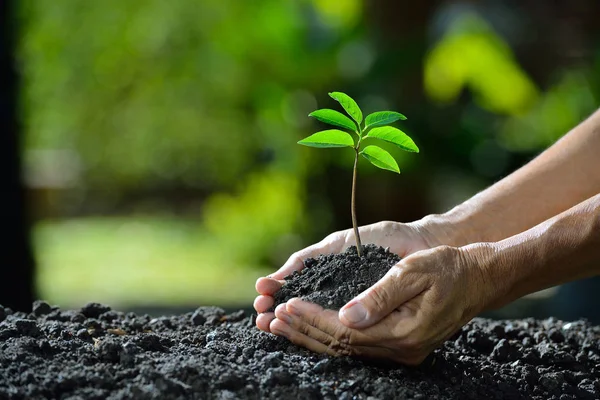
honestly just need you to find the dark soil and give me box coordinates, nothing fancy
[272,244,401,310]
[1,246,599,399]
[0,304,598,399]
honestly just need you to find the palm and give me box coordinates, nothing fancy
[253,221,442,333]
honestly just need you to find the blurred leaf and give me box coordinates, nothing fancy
[309,109,357,132]
[328,92,362,124]
[364,111,406,128]
[366,126,419,153]
[360,145,400,173]
[203,170,303,262]
[424,13,538,115]
[298,129,355,148]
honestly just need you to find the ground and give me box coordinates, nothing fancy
[0,301,599,400]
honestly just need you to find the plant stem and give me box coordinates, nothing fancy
[351,148,363,257]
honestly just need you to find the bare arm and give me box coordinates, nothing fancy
[424,108,600,245]
[476,192,600,309]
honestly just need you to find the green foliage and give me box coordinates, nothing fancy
[365,111,407,129]
[360,146,400,173]
[297,129,355,148]
[366,126,419,153]
[309,109,357,132]
[328,92,363,125]
[18,0,351,193]
[300,91,418,173]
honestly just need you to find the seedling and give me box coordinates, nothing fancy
[299,92,419,257]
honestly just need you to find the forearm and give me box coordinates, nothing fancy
[472,193,600,309]
[424,108,600,245]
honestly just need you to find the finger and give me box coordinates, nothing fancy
[270,235,345,280]
[280,304,355,356]
[285,298,382,346]
[269,318,338,356]
[255,312,276,332]
[276,304,342,348]
[255,277,284,296]
[339,263,428,329]
[253,295,274,314]
[274,306,404,361]
[284,299,435,365]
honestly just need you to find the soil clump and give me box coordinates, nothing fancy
[272,244,400,310]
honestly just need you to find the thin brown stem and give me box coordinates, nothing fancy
[352,148,363,257]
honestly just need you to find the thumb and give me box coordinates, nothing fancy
[338,263,426,329]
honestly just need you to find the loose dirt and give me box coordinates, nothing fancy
[1,246,599,399]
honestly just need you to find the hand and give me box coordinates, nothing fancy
[268,244,496,365]
[254,220,458,332]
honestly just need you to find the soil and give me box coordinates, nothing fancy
[272,244,400,311]
[1,245,599,399]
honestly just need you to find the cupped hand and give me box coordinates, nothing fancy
[253,220,451,332]
[267,244,497,365]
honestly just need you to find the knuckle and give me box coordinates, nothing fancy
[367,284,392,312]
[328,327,354,356]
[297,323,312,336]
[437,244,458,260]
[292,251,304,263]
[334,327,355,346]
[341,229,354,246]
[307,312,322,328]
[379,220,396,233]
[329,341,353,357]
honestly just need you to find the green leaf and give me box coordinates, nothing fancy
[360,145,400,173]
[364,111,407,128]
[328,92,363,125]
[298,129,355,148]
[365,126,419,153]
[309,109,357,132]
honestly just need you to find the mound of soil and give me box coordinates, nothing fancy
[0,299,599,399]
[272,244,400,310]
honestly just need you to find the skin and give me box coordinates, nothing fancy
[254,107,600,365]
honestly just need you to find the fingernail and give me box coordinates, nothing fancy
[341,303,367,324]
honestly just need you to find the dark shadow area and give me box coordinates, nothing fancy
[0,0,35,311]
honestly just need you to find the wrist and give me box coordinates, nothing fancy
[416,209,481,248]
[458,242,519,312]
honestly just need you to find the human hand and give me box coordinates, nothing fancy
[254,220,458,332]
[268,244,497,365]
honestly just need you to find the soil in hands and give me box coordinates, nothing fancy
[272,244,400,311]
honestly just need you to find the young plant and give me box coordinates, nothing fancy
[298,92,419,257]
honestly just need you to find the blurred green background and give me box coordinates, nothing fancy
[17,0,600,312]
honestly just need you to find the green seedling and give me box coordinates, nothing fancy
[299,92,419,257]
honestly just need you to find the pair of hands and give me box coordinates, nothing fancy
[254,221,496,365]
